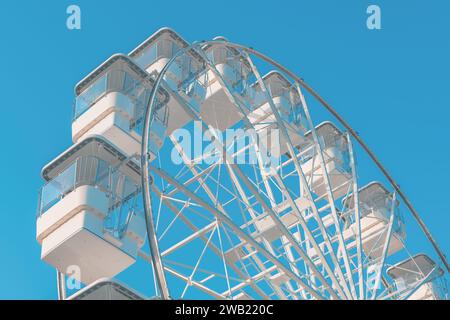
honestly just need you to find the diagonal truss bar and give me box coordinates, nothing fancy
[138,250,226,299]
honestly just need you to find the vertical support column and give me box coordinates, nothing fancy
[56,270,66,300]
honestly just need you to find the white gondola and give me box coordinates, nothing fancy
[72,54,169,159]
[199,39,251,130]
[342,182,406,259]
[68,278,147,300]
[387,254,447,300]
[36,137,146,285]
[299,121,352,199]
[248,71,308,160]
[342,182,405,259]
[129,27,205,135]
[130,27,188,80]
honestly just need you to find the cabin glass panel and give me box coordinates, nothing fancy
[74,68,152,125]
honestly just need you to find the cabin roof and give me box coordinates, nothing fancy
[129,27,204,65]
[68,278,147,300]
[251,70,292,89]
[74,54,169,105]
[342,181,391,208]
[304,121,342,139]
[387,254,444,280]
[41,135,140,181]
[129,27,189,58]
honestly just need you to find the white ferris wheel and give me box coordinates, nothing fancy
[36,28,449,300]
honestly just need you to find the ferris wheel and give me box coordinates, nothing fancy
[36,27,449,300]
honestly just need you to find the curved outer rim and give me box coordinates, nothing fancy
[141,39,450,300]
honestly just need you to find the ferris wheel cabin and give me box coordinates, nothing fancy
[342,182,405,259]
[387,254,447,300]
[129,27,206,135]
[247,71,308,158]
[36,137,146,284]
[298,121,352,199]
[72,54,169,159]
[197,37,253,131]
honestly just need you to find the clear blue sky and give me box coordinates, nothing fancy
[0,0,448,299]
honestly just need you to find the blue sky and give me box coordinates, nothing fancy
[0,0,449,299]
